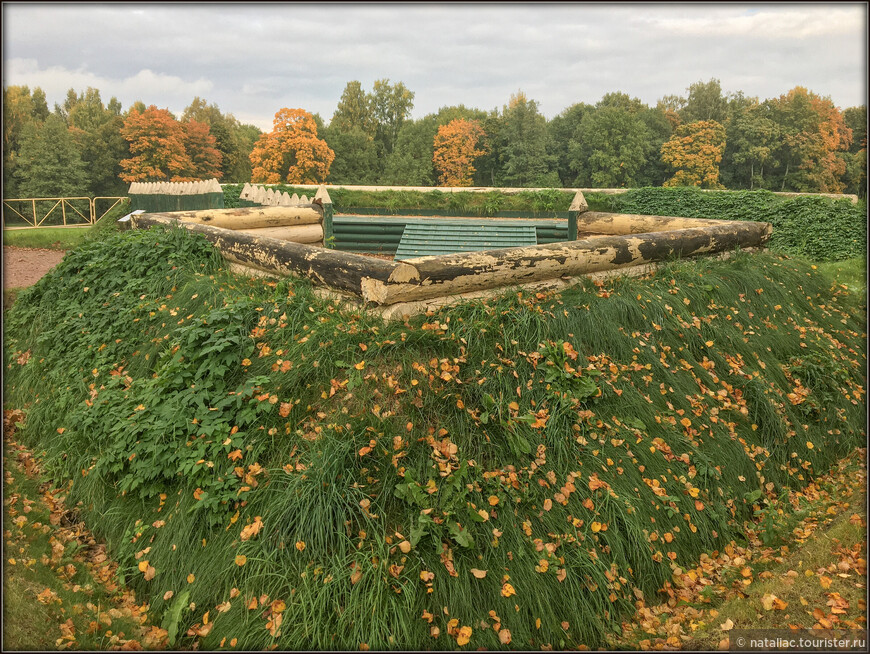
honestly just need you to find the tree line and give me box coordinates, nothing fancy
[3,78,866,199]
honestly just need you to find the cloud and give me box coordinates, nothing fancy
[5,58,214,115]
[2,3,866,128]
[641,6,863,40]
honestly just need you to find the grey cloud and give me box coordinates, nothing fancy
[3,2,866,133]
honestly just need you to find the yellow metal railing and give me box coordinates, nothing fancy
[2,197,128,229]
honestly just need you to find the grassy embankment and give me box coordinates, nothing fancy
[3,221,864,650]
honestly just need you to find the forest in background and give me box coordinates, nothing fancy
[3,78,866,199]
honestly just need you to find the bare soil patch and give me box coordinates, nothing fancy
[3,246,66,290]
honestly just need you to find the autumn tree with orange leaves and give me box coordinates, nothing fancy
[249,108,335,184]
[432,118,487,186]
[660,120,727,188]
[766,87,852,193]
[119,105,222,182]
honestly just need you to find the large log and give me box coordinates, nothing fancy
[366,220,772,305]
[235,224,324,244]
[577,212,731,235]
[132,211,771,308]
[131,213,417,299]
[161,206,323,230]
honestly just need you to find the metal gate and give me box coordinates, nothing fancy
[2,197,128,229]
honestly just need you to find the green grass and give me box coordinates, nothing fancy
[3,226,866,650]
[3,226,93,250]
[816,257,866,296]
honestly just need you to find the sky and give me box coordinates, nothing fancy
[3,2,867,132]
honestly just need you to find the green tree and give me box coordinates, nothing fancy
[370,78,415,159]
[381,117,439,186]
[547,103,590,186]
[570,93,652,188]
[330,81,376,135]
[840,105,866,197]
[637,106,674,186]
[496,91,555,187]
[842,106,866,154]
[321,125,380,184]
[3,85,51,196]
[681,78,728,124]
[59,87,130,196]
[12,114,90,198]
[723,101,779,190]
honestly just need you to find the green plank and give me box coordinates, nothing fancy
[394,223,537,261]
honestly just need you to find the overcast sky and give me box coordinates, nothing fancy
[3,2,867,132]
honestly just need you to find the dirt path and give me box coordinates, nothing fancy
[3,246,66,290]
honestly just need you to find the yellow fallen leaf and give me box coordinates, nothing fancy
[819,575,832,589]
[138,560,150,573]
[720,618,734,631]
[456,625,472,646]
[499,628,512,644]
[187,573,195,584]
[501,583,516,598]
[470,568,487,579]
[235,555,247,566]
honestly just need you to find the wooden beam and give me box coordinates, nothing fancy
[131,213,417,299]
[235,224,324,244]
[160,205,322,229]
[577,212,734,235]
[367,220,772,305]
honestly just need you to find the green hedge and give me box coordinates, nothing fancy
[587,187,866,262]
[221,185,866,261]
[221,184,574,216]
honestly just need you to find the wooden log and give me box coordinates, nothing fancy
[235,224,324,244]
[131,213,418,299]
[158,206,323,230]
[577,212,731,235]
[367,220,772,305]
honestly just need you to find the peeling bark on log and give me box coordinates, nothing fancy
[154,206,322,230]
[235,224,324,244]
[369,220,772,305]
[132,213,417,299]
[317,249,758,321]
